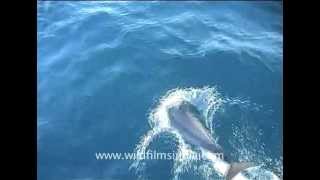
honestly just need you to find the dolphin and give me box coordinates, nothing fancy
[167,100,254,180]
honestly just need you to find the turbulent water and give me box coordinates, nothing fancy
[37,1,282,180]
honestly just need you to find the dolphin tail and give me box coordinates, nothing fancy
[226,162,254,180]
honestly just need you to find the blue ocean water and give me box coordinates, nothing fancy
[37,1,282,180]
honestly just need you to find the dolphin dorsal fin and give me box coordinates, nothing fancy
[226,162,254,180]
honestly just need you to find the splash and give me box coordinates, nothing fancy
[130,87,282,180]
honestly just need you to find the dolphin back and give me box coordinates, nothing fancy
[202,142,223,154]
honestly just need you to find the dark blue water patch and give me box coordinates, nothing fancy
[140,132,179,180]
[213,102,281,164]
